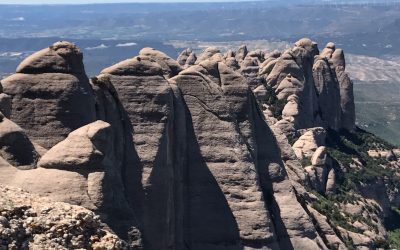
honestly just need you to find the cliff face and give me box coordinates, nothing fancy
[0,39,398,250]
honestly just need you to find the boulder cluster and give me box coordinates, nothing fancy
[0,38,383,250]
[0,185,129,249]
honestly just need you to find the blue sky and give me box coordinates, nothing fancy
[0,0,259,3]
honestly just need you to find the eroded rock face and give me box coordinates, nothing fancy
[195,46,223,63]
[313,56,342,130]
[16,41,86,75]
[170,60,326,250]
[320,42,355,131]
[0,40,362,250]
[37,120,112,170]
[1,41,96,149]
[307,206,347,249]
[100,53,180,249]
[293,127,326,159]
[305,146,333,194]
[337,67,356,131]
[262,42,320,132]
[177,48,197,68]
[0,112,38,169]
[255,39,355,133]
[0,93,11,118]
[139,47,182,78]
[0,120,141,241]
[0,185,130,249]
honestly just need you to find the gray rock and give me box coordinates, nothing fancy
[264,39,321,130]
[325,168,337,194]
[195,46,222,63]
[16,41,85,75]
[256,39,355,134]
[139,47,182,78]
[37,120,112,170]
[0,185,130,250]
[177,48,192,65]
[171,59,327,249]
[307,206,347,249]
[225,56,240,70]
[1,41,96,149]
[91,73,144,236]
[0,112,38,169]
[313,56,342,130]
[293,127,326,159]
[101,56,163,76]
[319,42,355,131]
[294,38,319,58]
[0,42,362,249]
[253,84,268,102]
[337,67,356,131]
[306,147,333,194]
[331,48,346,69]
[311,146,330,166]
[177,48,197,68]
[100,55,178,249]
[0,93,11,118]
[235,44,248,63]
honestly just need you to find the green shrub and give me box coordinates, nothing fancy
[301,157,312,167]
[325,127,400,190]
[311,192,361,234]
[264,84,287,119]
[389,229,400,249]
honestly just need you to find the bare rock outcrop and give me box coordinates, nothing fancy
[261,39,320,132]
[1,41,96,149]
[0,39,365,250]
[170,59,327,249]
[37,120,112,170]
[0,185,129,250]
[139,47,182,78]
[100,52,181,249]
[305,146,333,194]
[0,92,11,118]
[313,56,342,130]
[0,112,38,169]
[177,48,197,68]
[235,44,248,63]
[307,205,347,249]
[320,42,355,131]
[337,67,356,131]
[195,46,223,63]
[292,127,326,159]
[255,39,355,134]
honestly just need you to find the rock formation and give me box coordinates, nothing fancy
[1,41,96,149]
[170,59,326,249]
[0,185,130,249]
[0,112,38,169]
[177,48,197,68]
[0,39,397,250]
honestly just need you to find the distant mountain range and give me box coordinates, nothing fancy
[0,2,399,56]
[0,1,399,145]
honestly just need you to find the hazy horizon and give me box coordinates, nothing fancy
[0,0,262,4]
[0,0,399,5]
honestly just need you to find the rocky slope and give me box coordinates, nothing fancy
[0,185,129,249]
[0,39,399,249]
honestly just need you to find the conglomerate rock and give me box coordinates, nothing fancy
[170,59,327,249]
[1,41,96,149]
[0,39,381,250]
[0,112,38,169]
[0,185,129,250]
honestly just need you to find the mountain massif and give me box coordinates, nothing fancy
[0,39,399,249]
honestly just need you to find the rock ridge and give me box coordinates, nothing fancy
[0,39,393,250]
